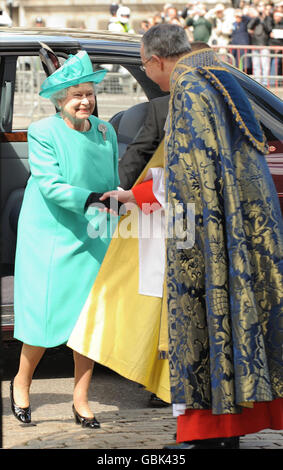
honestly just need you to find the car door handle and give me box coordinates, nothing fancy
[1,81,12,130]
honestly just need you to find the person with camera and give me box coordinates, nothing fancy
[247,2,273,85]
[269,8,283,85]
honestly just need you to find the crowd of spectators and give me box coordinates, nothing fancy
[108,1,283,85]
[2,2,282,85]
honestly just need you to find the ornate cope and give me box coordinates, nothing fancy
[165,49,283,414]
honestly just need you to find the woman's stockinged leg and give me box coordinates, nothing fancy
[13,343,46,408]
[73,350,95,418]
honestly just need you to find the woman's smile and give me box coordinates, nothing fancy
[59,82,95,130]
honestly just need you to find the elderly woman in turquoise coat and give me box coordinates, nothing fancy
[10,51,119,428]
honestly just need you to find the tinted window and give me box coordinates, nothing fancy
[12,56,55,129]
[12,58,148,127]
[94,63,147,122]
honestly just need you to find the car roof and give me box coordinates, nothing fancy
[0,27,142,57]
[0,27,166,100]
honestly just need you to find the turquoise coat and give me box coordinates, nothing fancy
[14,113,119,347]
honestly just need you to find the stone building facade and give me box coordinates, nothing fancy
[0,0,220,32]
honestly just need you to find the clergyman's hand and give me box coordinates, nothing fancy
[100,190,137,216]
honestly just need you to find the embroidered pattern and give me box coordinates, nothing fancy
[165,50,283,414]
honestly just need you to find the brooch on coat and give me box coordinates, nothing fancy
[98,123,107,141]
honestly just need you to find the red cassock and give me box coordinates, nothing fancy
[176,399,283,442]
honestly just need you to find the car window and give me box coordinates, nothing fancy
[12,56,57,130]
[94,63,147,122]
[250,99,283,142]
[12,57,147,129]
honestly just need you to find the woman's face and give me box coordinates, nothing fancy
[59,82,95,121]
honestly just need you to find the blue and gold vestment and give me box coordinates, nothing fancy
[166,49,283,415]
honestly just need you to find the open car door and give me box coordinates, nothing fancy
[0,43,61,337]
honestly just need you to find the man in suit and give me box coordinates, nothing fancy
[118,94,169,190]
[118,42,210,191]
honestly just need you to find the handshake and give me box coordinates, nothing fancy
[84,189,136,216]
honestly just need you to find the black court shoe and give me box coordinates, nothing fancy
[10,379,32,424]
[72,404,100,429]
[148,393,170,408]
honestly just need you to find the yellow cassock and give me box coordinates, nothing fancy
[67,141,171,403]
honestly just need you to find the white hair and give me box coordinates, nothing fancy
[49,88,68,109]
[49,82,95,108]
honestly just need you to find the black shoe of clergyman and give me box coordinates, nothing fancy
[148,393,170,408]
[163,436,240,449]
[10,379,32,424]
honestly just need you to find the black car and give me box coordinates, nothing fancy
[1,28,283,338]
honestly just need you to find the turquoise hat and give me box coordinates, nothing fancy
[39,50,107,99]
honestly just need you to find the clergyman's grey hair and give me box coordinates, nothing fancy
[142,24,191,59]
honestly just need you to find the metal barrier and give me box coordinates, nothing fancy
[212,45,283,89]
[12,47,283,129]
[94,70,146,121]
[13,58,146,128]
[13,57,55,128]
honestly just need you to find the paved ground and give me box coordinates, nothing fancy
[1,342,283,452]
[2,376,176,450]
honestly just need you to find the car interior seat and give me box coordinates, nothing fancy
[1,188,25,270]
